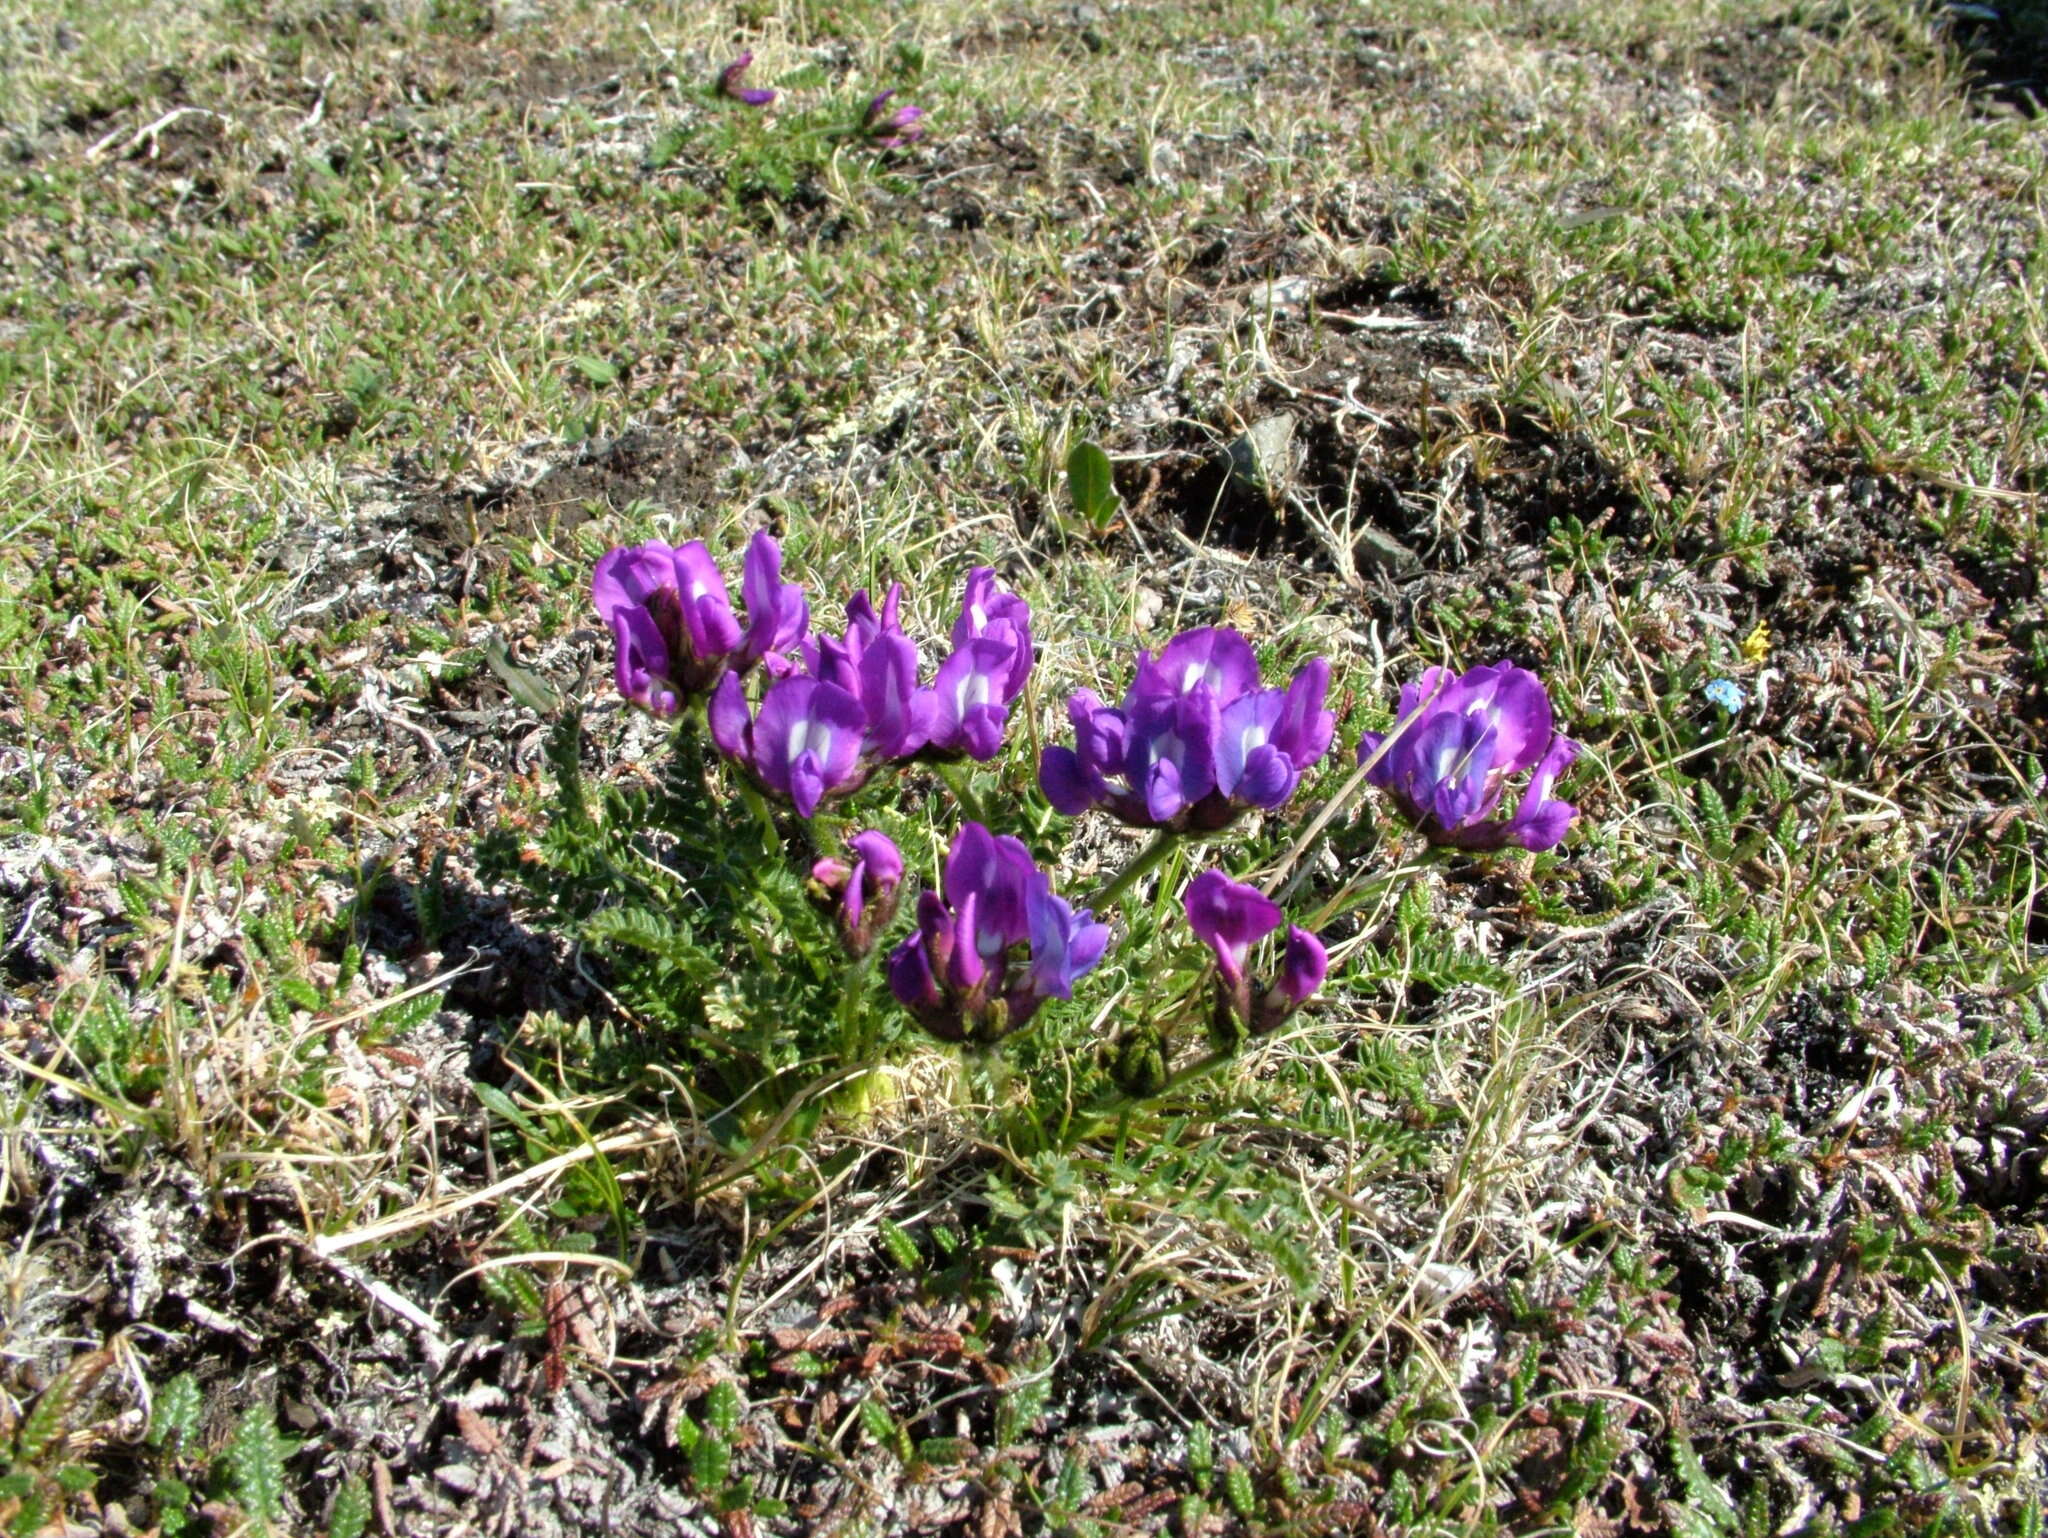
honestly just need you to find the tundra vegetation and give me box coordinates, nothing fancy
[0,0,2044,1533]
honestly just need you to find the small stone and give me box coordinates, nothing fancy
[1131,585,1164,633]
[1352,524,1423,576]
[1248,275,1315,312]
[1221,414,1300,505]
[435,1462,481,1496]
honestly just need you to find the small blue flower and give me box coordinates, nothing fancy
[1704,678,1746,713]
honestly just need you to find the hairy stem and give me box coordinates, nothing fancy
[738,780,781,852]
[1088,827,1179,911]
[939,762,991,828]
[1062,1041,1244,1150]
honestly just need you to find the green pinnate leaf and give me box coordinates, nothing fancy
[689,1429,730,1491]
[53,1465,94,1495]
[154,1478,195,1538]
[17,1349,111,1462]
[859,1397,895,1448]
[1224,1463,1256,1519]
[705,1380,741,1438]
[223,1406,291,1531]
[1668,1433,1738,1536]
[329,1476,372,1538]
[876,1218,920,1272]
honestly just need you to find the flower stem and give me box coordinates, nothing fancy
[738,781,781,852]
[1060,1042,1243,1149]
[939,763,990,827]
[1088,828,1179,912]
[1150,1043,1239,1099]
[834,947,878,1061]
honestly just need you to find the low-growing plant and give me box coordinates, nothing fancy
[486,530,1593,1219]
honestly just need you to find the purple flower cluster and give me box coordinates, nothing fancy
[1040,628,1334,831]
[587,521,1592,1071]
[1358,661,1579,852]
[887,824,1108,1044]
[861,89,925,148]
[592,532,807,717]
[1183,870,1327,1040]
[811,830,904,956]
[709,567,1033,817]
[719,52,776,106]
[594,532,1034,817]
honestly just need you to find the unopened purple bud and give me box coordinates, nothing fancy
[1277,926,1327,1007]
[848,828,904,891]
[861,89,926,147]
[719,52,777,106]
[734,531,808,670]
[812,829,905,955]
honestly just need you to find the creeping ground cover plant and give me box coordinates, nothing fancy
[489,527,1584,1171]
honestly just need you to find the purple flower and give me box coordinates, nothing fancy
[1039,626,1335,830]
[950,568,1034,697]
[923,568,1033,762]
[710,672,868,817]
[733,532,809,671]
[1272,926,1328,1013]
[802,583,934,759]
[1132,628,1263,706]
[861,89,926,148]
[1357,661,1580,852]
[1182,869,1280,989]
[713,568,1032,806]
[929,639,1019,760]
[804,571,1031,764]
[1128,691,1219,825]
[719,52,776,106]
[1183,869,1328,1038]
[811,830,904,955]
[843,583,906,659]
[1027,884,1108,1001]
[855,630,936,759]
[593,531,807,716]
[886,823,1107,1043]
